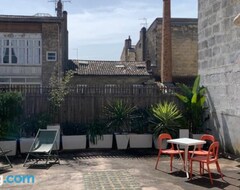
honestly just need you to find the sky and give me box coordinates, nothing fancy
[0,0,198,60]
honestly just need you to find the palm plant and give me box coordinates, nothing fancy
[175,75,207,134]
[104,100,136,133]
[150,101,182,138]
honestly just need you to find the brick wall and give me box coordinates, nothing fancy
[198,0,240,155]
[139,18,198,81]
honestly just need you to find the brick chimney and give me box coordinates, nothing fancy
[140,27,146,61]
[161,0,172,84]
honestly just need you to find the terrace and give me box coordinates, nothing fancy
[0,150,239,190]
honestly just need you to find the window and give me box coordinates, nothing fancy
[47,51,57,61]
[0,33,41,64]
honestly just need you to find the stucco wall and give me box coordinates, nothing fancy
[198,0,240,155]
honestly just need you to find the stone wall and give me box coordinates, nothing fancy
[127,18,198,83]
[42,23,62,86]
[198,0,240,155]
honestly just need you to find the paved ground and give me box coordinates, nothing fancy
[0,149,239,190]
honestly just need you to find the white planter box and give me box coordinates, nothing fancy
[62,135,86,150]
[192,134,203,140]
[129,134,152,148]
[89,134,113,149]
[179,129,189,138]
[115,134,129,150]
[47,124,60,150]
[0,140,17,156]
[20,137,35,153]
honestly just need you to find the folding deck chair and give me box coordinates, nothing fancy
[0,146,12,168]
[23,129,60,167]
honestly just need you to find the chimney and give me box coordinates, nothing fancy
[124,36,132,61]
[161,0,172,84]
[56,0,63,17]
[140,27,147,61]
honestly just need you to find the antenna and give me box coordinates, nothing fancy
[48,0,71,15]
[139,18,148,28]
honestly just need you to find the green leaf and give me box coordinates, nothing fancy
[192,75,200,94]
[175,93,189,103]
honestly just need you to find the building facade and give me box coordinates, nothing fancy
[198,0,240,155]
[121,18,198,84]
[0,8,68,87]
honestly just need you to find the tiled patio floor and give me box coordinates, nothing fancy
[0,149,239,190]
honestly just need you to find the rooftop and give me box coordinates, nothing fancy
[71,60,150,76]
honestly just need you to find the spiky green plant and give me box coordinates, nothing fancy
[150,101,182,138]
[175,75,207,133]
[104,100,136,133]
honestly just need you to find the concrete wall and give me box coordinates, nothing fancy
[198,0,240,155]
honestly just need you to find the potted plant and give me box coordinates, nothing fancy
[175,75,208,138]
[129,108,152,148]
[47,65,74,149]
[150,101,182,149]
[88,120,113,149]
[104,100,136,150]
[0,91,23,156]
[20,113,49,153]
[62,122,87,150]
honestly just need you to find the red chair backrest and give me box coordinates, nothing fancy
[158,133,174,150]
[207,141,219,161]
[198,134,215,150]
[200,134,215,142]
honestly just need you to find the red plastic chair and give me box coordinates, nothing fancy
[155,133,184,171]
[189,134,215,156]
[190,141,224,185]
[189,134,215,174]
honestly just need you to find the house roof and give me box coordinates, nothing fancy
[0,14,63,23]
[70,60,150,76]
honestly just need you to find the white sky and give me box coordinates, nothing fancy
[0,0,198,60]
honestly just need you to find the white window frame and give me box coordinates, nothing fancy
[46,51,57,62]
[0,33,42,65]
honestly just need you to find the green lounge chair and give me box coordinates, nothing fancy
[0,146,12,168]
[23,129,60,167]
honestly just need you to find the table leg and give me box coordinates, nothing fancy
[184,146,189,178]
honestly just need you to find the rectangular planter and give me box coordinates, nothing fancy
[89,134,113,149]
[62,135,87,150]
[20,137,35,153]
[129,134,152,148]
[0,140,17,156]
